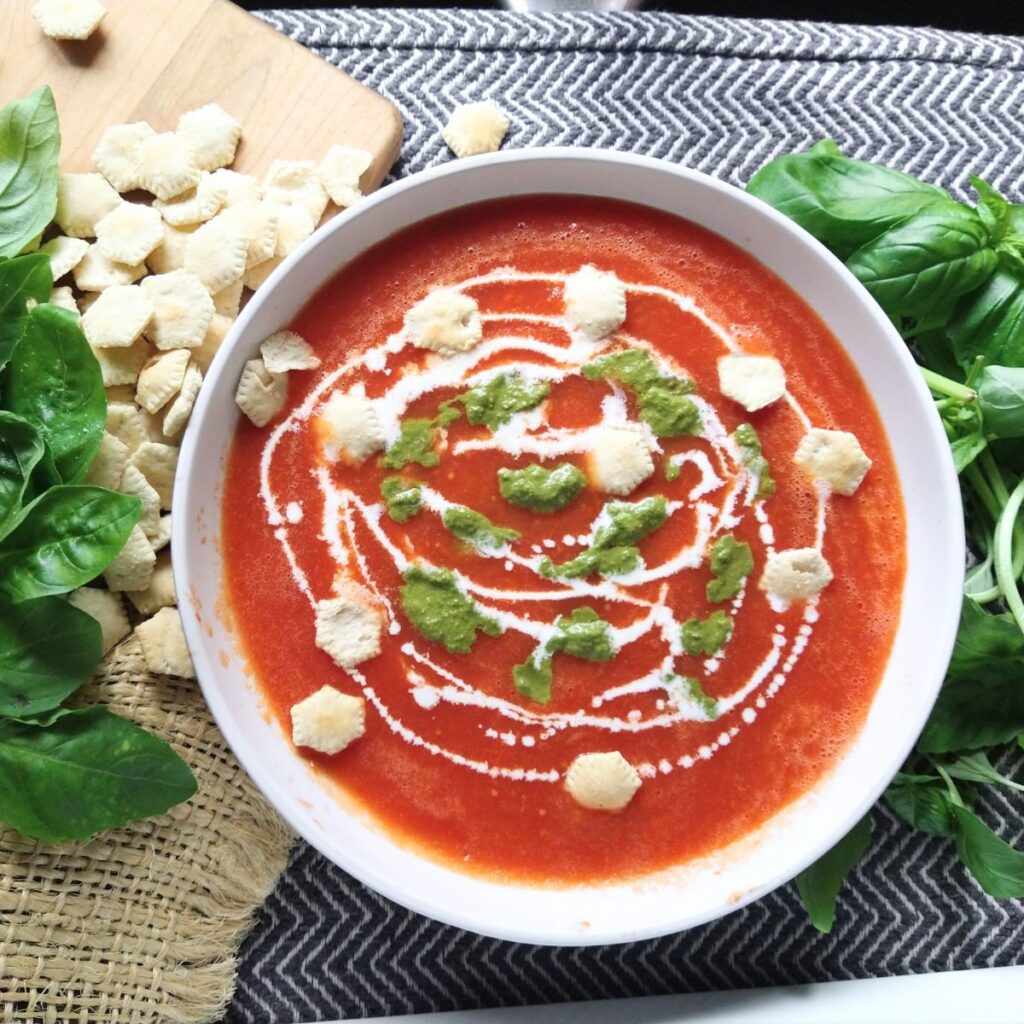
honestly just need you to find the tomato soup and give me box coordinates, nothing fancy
[222,195,905,885]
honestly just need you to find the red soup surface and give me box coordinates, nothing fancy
[222,195,905,885]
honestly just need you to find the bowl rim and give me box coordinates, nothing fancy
[174,146,963,944]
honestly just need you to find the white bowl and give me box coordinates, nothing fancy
[174,148,963,945]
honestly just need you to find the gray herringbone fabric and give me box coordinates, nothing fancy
[226,10,1024,1022]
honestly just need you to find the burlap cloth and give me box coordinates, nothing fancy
[0,636,295,1024]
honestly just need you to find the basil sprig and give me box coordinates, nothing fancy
[751,141,1024,929]
[0,90,196,843]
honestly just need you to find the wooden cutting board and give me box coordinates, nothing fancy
[0,0,403,192]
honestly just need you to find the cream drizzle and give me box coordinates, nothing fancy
[259,268,829,783]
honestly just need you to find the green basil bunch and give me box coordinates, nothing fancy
[749,141,1024,930]
[0,88,195,843]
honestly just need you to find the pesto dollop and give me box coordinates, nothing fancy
[706,534,754,602]
[734,423,776,499]
[453,371,549,431]
[442,504,520,552]
[667,674,719,720]
[540,495,668,579]
[400,565,501,653]
[583,349,700,437]
[497,462,586,513]
[513,607,615,703]
[681,610,733,656]
[381,405,460,470]
[380,477,422,523]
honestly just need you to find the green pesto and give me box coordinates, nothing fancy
[513,656,553,703]
[540,495,668,579]
[594,495,668,548]
[672,674,719,720]
[664,458,681,482]
[734,423,776,499]
[681,610,734,656]
[381,405,461,470]
[400,565,501,653]
[513,607,615,703]
[453,371,549,431]
[706,533,754,602]
[380,477,422,523]
[442,504,520,552]
[540,545,640,580]
[582,349,700,437]
[549,607,615,661]
[497,462,586,513]
[381,419,437,469]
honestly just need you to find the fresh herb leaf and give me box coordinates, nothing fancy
[884,774,956,837]
[948,598,1024,681]
[454,371,549,431]
[0,485,141,602]
[0,412,46,534]
[945,752,1024,793]
[442,504,520,552]
[706,534,754,603]
[977,366,1024,438]
[918,675,1024,754]
[0,252,52,371]
[952,804,1024,898]
[794,815,872,934]
[0,87,60,259]
[948,267,1024,370]
[0,594,101,718]
[746,140,949,256]
[972,177,1010,241]
[400,565,501,653]
[845,206,998,319]
[0,706,197,842]
[497,462,586,513]
[5,303,106,483]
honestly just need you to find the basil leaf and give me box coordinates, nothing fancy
[945,752,1024,792]
[846,206,999,318]
[977,366,1024,438]
[747,140,949,257]
[0,707,196,842]
[0,485,141,602]
[948,267,1024,370]
[884,777,956,837]
[0,594,100,717]
[0,252,52,371]
[0,87,60,259]
[952,805,1024,898]
[794,814,871,933]
[972,176,1009,241]
[948,597,1024,679]
[0,412,46,534]
[6,303,105,482]
[918,675,1024,754]
[950,430,988,472]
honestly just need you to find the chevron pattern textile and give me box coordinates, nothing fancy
[226,9,1024,1022]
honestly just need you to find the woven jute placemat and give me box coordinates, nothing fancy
[0,636,295,1024]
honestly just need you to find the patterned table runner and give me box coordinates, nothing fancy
[227,10,1024,1021]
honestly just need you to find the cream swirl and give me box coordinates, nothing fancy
[259,269,827,782]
